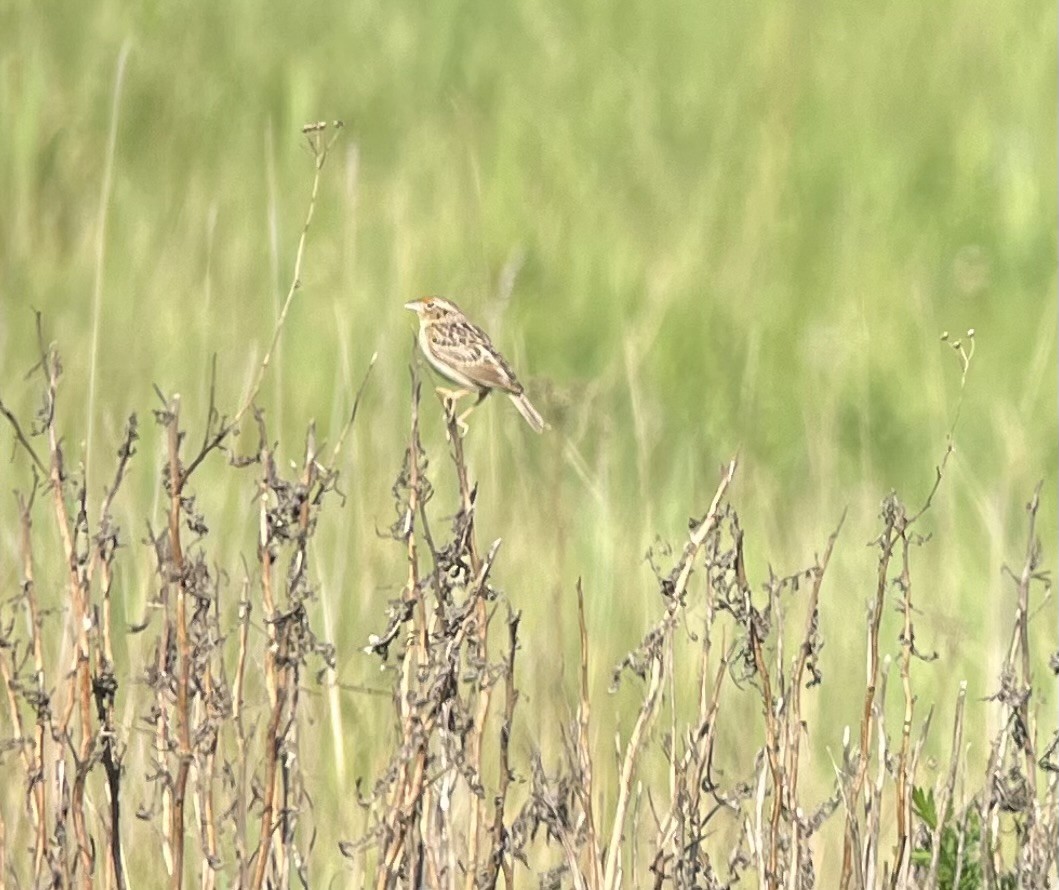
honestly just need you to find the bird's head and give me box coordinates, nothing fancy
[404,296,462,322]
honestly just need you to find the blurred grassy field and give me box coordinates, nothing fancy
[1,0,1056,883]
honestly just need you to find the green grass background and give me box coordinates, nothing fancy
[1,0,1056,883]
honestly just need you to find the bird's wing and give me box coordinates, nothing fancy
[429,321,523,394]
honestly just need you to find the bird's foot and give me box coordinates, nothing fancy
[436,387,472,439]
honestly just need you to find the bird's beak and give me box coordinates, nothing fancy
[403,300,422,313]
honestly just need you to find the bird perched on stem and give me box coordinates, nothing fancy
[404,296,545,434]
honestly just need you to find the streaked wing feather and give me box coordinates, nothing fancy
[429,322,522,393]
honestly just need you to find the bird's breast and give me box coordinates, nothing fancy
[418,326,478,390]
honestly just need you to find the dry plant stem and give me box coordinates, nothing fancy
[840,508,897,890]
[484,611,520,889]
[838,337,971,889]
[0,635,26,750]
[734,523,794,890]
[34,334,95,889]
[547,788,590,890]
[0,620,39,867]
[605,654,665,890]
[408,377,429,658]
[376,377,428,890]
[576,580,604,890]
[243,416,327,889]
[95,553,127,890]
[781,514,844,890]
[328,350,377,467]
[385,402,422,883]
[250,626,289,890]
[197,597,220,890]
[787,514,845,803]
[227,125,343,438]
[277,426,319,887]
[170,123,339,489]
[258,426,279,703]
[751,753,769,887]
[673,458,738,601]
[251,417,280,890]
[91,415,136,890]
[154,563,175,875]
[982,484,1047,882]
[403,402,429,884]
[232,577,252,887]
[15,494,48,878]
[167,396,194,890]
[747,534,793,883]
[649,648,730,881]
[0,396,47,475]
[444,406,491,890]
[890,531,915,890]
[465,627,492,888]
[140,127,342,885]
[0,329,137,888]
[371,380,509,887]
[926,682,967,886]
[603,458,738,890]
[745,596,782,890]
[1013,484,1043,804]
[951,810,969,889]
[868,661,891,889]
[907,708,933,831]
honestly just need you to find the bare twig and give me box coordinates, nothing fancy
[926,682,967,886]
[576,580,604,890]
[604,458,738,890]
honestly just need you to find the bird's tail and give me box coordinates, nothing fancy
[509,392,546,433]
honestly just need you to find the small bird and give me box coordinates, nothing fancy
[404,296,545,434]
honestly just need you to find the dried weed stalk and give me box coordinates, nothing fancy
[352,369,523,889]
[0,315,138,890]
[0,122,356,890]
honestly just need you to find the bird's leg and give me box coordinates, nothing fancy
[455,390,488,434]
[435,387,474,438]
[435,386,468,413]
